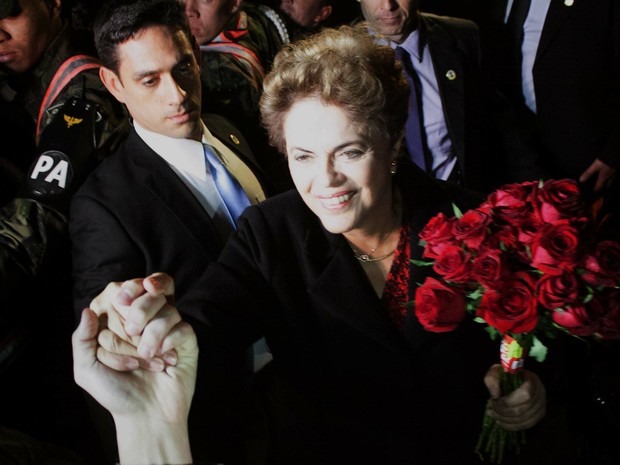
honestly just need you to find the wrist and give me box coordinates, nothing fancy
[114,415,192,465]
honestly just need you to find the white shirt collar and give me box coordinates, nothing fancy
[134,120,210,180]
[373,28,423,63]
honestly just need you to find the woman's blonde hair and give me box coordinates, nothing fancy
[260,24,409,155]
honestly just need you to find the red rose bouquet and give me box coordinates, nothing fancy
[412,179,620,463]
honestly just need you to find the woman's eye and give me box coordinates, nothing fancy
[340,150,364,160]
[292,153,311,162]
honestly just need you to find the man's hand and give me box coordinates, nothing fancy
[484,364,546,431]
[579,158,616,192]
[72,273,197,463]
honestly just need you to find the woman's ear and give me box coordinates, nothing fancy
[392,130,405,157]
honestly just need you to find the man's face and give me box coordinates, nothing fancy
[180,0,240,45]
[279,0,331,28]
[0,0,63,73]
[101,26,203,141]
[360,0,418,43]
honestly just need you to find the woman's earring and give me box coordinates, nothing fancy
[390,159,398,175]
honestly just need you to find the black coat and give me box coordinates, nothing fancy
[185,164,495,464]
[69,114,270,463]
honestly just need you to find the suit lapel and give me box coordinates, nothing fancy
[536,0,577,61]
[129,132,225,259]
[301,167,459,356]
[304,222,408,356]
[423,16,466,165]
[400,168,456,351]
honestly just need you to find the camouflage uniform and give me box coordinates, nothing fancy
[0,23,128,298]
[0,19,128,463]
[199,2,286,125]
[199,2,291,191]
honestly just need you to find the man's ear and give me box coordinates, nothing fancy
[314,5,333,25]
[99,67,126,104]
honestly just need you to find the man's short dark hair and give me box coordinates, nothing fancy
[94,0,192,73]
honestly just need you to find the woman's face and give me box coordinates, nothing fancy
[284,97,395,237]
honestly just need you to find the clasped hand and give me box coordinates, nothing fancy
[73,272,546,443]
[72,272,198,427]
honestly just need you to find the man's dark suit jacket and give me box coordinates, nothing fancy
[398,13,515,193]
[481,0,620,182]
[69,113,270,464]
[180,163,495,464]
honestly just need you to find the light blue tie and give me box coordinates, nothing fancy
[203,144,251,227]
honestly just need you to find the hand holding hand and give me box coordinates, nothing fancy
[72,273,197,464]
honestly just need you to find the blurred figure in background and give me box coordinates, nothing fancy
[0,0,128,463]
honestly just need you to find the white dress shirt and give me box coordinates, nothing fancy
[505,0,552,114]
[380,31,457,181]
[134,121,235,240]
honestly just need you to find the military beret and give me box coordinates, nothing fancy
[0,0,21,20]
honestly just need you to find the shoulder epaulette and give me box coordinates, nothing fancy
[36,54,101,140]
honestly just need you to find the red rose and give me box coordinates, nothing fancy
[433,245,472,283]
[582,240,620,288]
[517,217,543,246]
[537,179,586,224]
[472,249,507,290]
[414,277,466,332]
[487,182,538,226]
[552,305,599,337]
[537,271,580,310]
[530,221,581,275]
[476,271,538,334]
[453,209,491,251]
[484,224,519,252]
[419,212,457,259]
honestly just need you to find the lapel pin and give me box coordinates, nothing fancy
[446,69,456,81]
[229,134,241,145]
[564,0,573,6]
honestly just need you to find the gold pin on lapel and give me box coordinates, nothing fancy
[229,134,240,145]
[564,0,573,6]
[446,69,456,81]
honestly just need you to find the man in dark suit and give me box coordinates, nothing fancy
[69,1,272,463]
[359,0,506,192]
[482,0,619,195]
[481,2,620,462]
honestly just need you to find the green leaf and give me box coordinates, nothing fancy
[468,288,484,300]
[452,203,463,219]
[529,335,548,363]
[474,317,486,324]
[410,259,434,267]
[484,326,501,340]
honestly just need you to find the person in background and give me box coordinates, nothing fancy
[258,0,360,40]
[357,0,517,193]
[181,0,291,190]
[73,25,547,465]
[70,1,275,462]
[482,2,620,463]
[0,0,128,462]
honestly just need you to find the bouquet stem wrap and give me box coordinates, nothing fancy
[475,335,527,463]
